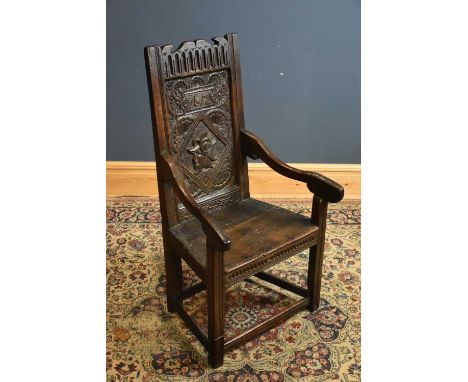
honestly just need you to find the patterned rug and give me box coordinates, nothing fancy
[106,198,361,382]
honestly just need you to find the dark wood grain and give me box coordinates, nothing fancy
[181,282,205,299]
[207,238,225,368]
[170,198,319,285]
[163,242,183,313]
[159,152,231,251]
[144,33,344,368]
[308,195,328,311]
[241,129,344,203]
[254,271,308,297]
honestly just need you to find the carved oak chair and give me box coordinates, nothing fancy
[144,33,344,368]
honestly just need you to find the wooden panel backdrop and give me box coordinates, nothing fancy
[106,162,360,199]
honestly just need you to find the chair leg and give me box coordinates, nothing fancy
[308,244,323,311]
[308,195,328,311]
[163,243,183,313]
[207,241,225,368]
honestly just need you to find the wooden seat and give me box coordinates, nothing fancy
[170,198,319,285]
[144,33,344,368]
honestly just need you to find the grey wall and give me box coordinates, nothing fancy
[107,0,360,163]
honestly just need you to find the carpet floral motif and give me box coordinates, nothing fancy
[305,301,348,342]
[286,343,332,378]
[107,198,360,381]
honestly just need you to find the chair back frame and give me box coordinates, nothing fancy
[145,34,249,229]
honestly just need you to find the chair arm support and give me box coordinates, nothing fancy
[159,153,231,251]
[241,130,344,203]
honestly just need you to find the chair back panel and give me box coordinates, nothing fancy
[145,34,249,225]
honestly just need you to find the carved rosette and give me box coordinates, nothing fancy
[164,70,235,199]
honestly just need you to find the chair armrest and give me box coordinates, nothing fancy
[159,153,231,251]
[241,130,344,203]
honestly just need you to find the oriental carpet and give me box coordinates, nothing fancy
[106,198,360,382]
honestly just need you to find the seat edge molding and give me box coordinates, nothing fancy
[225,232,318,287]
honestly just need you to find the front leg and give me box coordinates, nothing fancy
[163,241,183,313]
[307,195,328,311]
[206,238,225,368]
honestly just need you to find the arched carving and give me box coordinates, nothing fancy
[161,37,229,79]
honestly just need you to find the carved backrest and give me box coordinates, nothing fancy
[145,34,249,226]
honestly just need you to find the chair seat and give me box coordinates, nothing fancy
[170,198,319,285]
